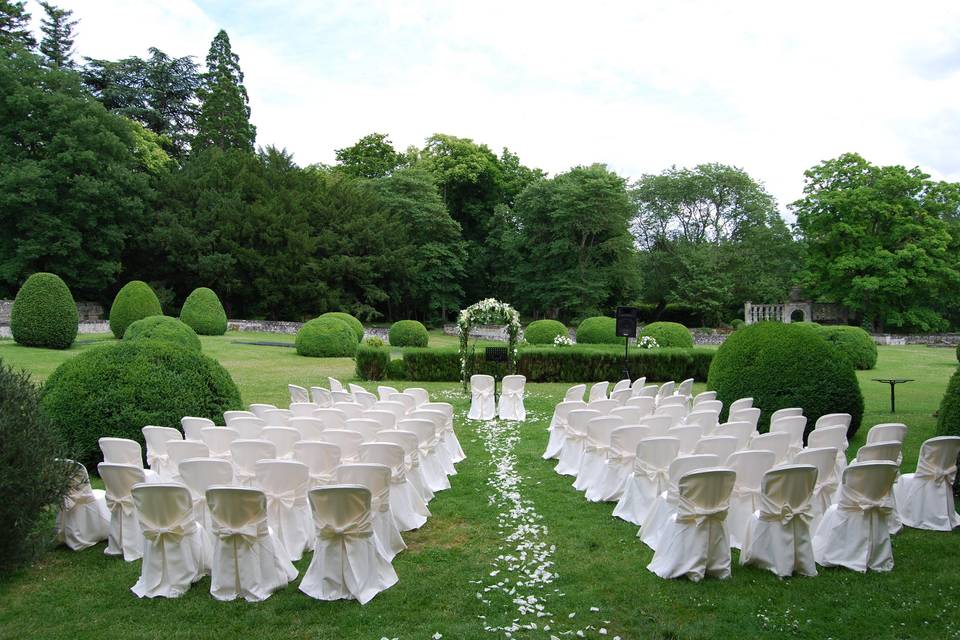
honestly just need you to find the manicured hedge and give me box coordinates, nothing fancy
[179,287,228,335]
[296,317,358,357]
[576,316,619,344]
[355,345,390,380]
[707,321,864,436]
[936,366,960,437]
[388,320,429,347]
[40,340,242,468]
[123,315,201,352]
[819,325,877,370]
[109,280,162,339]
[10,272,78,349]
[319,312,364,343]
[524,319,568,345]
[639,321,693,348]
[731,319,745,331]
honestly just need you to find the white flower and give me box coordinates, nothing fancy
[636,335,659,350]
[554,335,574,347]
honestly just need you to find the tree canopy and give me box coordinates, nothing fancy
[193,30,255,153]
[38,1,77,69]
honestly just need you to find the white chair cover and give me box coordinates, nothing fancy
[405,387,429,406]
[142,426,183,479]
[331,390,354,404]
[299,485,398,604]
[685,410,720,434]
[131,483,208,598]
[263,409,292,426]
[564,384,586,402]
[727,397,753,415]
[348,383,369,397]
[320,430,364,463]
[166,440,210,481]
[612,437,682,525]
[408,409,458,476]
[99,437,146,469]
[98,463,146,561]
[656,381,676,400]
[692,391,717,406]
[638,415,673,437]
[815,413,851,430]
[813,461,899,572]
[893,436,960,531]
[376,430,434,504]
[224,410,258,424]
[555,409,601,476]
[632,385,658,399]
[199,427,239,461]
[364,409,398,432]
[498,375,526,421]
[181,416,214,441]
[693,399,723,416]
[639,454,721,552]
[657,396,687,409]
[867,423,907,445]
[288,384,310,404]
[771,407,803,423]
[666,425,702,454]
[314,408,349,430]
[856,441,902,464]
[730,407,760,429]
[713,421,755,450]
[294,440,342,487]
[611,378,631,394]
[345,418,383,442]
[725,450,777,549]
[178,457,233,535]
[630,376,647,390]
[230,439,278,486]
[289,402,318,417]
[55,460,109,551]
[386,393,416,415]
[360,442,430,531]
[740,465,818,577]
[694,436,738,463]
[328,377,345,393]
[793,447,839,532]
[249,403,278,420]
[647,468,736,582]
[749,432,791,464]
[353,390,379,409]
[286,417,323,441]
[377,385,399,401]
[610,388,632,405]
[610,406,646,425]
[654,404,687,428]
[335,464,406,561]
[255,460,313,561]
[543,400,586,460]
[587,426,650,502]
[468,374,496,420]
[397,419,450,492]
[311,386,334,407]
[206,486,298,601]
[261,427,300,459]
[588,398,620,415]
[588,381,610,402]
[573,416,624,493]
[675,378,694,399]
[808,425,849,480]
[770,415,807,457]
[228,417,266,439]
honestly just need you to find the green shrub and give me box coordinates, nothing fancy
[388,320,429,347]
[10,272,78,349]
[790,321,823,330]
[386,358,408,380]
[0,360,71,570]
[40,340,241,469]
[731,319,745,331]
[576,316,619,344]
[365,336,385,348]
[819,325,877,370]
[639,321,693,348]
[319,312,364,343]
[123,316,201,352]
[109,280,162,339]
[707,322,864,436]
[296,317,358,357]
[524,319,568,345]
[179,287,228,335]
[936,366,960,437]
[355,345,390,380]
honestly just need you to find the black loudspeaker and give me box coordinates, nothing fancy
[615,306,639,338]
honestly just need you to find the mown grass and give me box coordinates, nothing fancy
[0,336,956,640]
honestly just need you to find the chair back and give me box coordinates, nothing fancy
[916,436,960,475]
[567,409,602,435]
[588,381,609,402]
[554,401,586,425]
[331,390,354,404]
[142,426,182,460]
[815,413,851,430]
[263,409,292,426]
[654,404,687,427]
[866,423,907,445]
[363,410,398,432]
[668,454,721,486]
[377,385,400,401]
[359,442,406,476]
[632,384,658,399]
[254,459,309,497]
[564,384,586,402]
[230,439,278,476]
[335,463,391,508]
[178,457,233,499]
[132,483,195,533]
[181,416,215,440]
[841,461,899,502]
[677,468,736,512]
[631,376,647,390]
[348,383,369,397]
[657,381,676,398]
[328,377,344,393]
[311,386,333,407]
[771,415,807,447]
[676,378,694,398]
[293,440,342,482]
[98,462,146,503]
[199,427,239,457]
[609,426,651,457]
[288,384,310,404]
[99,437,144,468]
[335,403,366,421]
[685,410,719,432]
[224,410,258,424]
[375,430,419,457]
[713,421,754,449]
[206,486,267,531]
[586,416,625,448]
[313,408,348,430]
[587,399,619,415]
[372,401,407,419]
[248,404,278,421]
[261,427,300,458]
[610,406,645,425]
[386,393,416,414]
[749,432,791,462]
[694,436,738,462]
[657,396,687,409]
[288,417,325,441]
[692,391,716,406]
[470,375,494,396]
[694,400,722,415]
[320,430,364,461]
[289,402,317,417]
[856,441,902,463]
[610,388,632,406]
[760,464,818,512]
[727,450,776,490]
[166,440,210,471]
[344,418,383,442]
[807,425,847,452]
[666,425,703,454]
[636,436,682,471]
[611,378,631,394]
[397,419,437,448]
[405,387,430,407]
[793,447,838,486]
[502,375,526,395]
[227,417,266,439]
[771,407,803,423]
[307,485,372,531]
[638,415,673,437]
[730,407,760,429]
[727,397,753,415]
[624,396,655,415]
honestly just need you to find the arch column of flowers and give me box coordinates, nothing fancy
[457,298,521,390]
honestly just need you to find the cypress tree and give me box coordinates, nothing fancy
[193,30,256,153]
[38,1,77,68]
[0,1,35,50]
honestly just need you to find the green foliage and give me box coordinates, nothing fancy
[576,316,619,344]
[40,340,241,468]
[524,319,568,345]
[38,1,77,69]
[320,312,364,342]
[364,336,385,348]
[0,0,35,49]
[123,315,201,352]
[639,321,693,348]
[335,132,405,179]
[296,317,358,358]
[109,280,162,339]
[10,272,78,349]
[957,343,960,363]
[731,319,745,331]
[179,287,228,335]
[707,322,864,436]
[936,366,960,437]
[819,325,878,370]
[193,30,256,153]
[0,359,70,570]
[791,321,823,330]
[385,357,407,380]
[388,320,429,347]
[355,345,390,380]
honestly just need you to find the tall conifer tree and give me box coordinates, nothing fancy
[0,1,35,50]
[38,1,77,68]
[193,30,255,152]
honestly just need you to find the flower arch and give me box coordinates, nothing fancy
[457,298,521,389]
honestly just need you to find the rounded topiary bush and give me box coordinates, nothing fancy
[707,321,864,436]
[525,319,568,345]
[179,287,228,335]
[388,320,429,347]
[123,315,201,352]
[819,325,877,370]
[319,312,364,343]
[296,317,358,357]
[40,340,242,469]
[109,280,162,339]
[576,316,619,344]
[731,319,745,331]
[936,366,960,437]
[10,272,78,349]
[639,321,693,349]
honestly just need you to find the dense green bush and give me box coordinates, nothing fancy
[707,322,864,436]
[10,272,78,349]
[524,319,568,345]
[123,316,201,352]
[40,340,241,469]
[179,287,228,335]
[0,360,71,570]
[296,317,358,357]
[365,336,385,348]
[731,319,745,331]
[819,325,877,370]
[936,366,960,437]
[355,344,390,380]
[109,280,162,339]
[790,321,823,330]
[639,321,693,348]
[386,358,408,380]
[576,316,619,344]
[319,312,364,343]
[388,320,429,347]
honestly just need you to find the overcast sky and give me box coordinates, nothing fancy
[26,0,960,215]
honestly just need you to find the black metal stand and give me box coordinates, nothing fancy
[622,336,631,381]
[872,378,914,413]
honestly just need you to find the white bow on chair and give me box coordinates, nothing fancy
[675,495,729,527]
[915,459,957,486]
[759,495,814,526]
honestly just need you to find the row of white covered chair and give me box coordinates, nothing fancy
[468,374,526,421]
[287,377,431,412]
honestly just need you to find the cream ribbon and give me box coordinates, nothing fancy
[675,495,729,526]
[146,451,169,471]
[143,519,197,543]
[309,471,337,486]
[758,496,814,526]
[212,519,267,546]
[837,487,894,516]
[63,489,97,511]
[390,467,407,485]
[606,450,635,466]
[633,458,669,484]
[370,490,391,513]
[317,515,374,541]
[106,493,135,516]
[915,460,957,486]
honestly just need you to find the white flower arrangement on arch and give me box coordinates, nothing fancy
[457,298,521,389]
[636,335,659,350]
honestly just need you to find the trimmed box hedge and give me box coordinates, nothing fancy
[355,345,390,380]
[10,272,78,349]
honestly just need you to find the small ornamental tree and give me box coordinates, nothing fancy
[179,287,228,335]
[109,280,162,339]
[389,320,429,347]
[10,272,78,349]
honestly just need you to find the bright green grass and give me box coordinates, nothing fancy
[0,337,957,640]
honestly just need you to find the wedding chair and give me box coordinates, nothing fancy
[397,419,450,493]
[555,409,601,476]
[348,383,369,397]
[181,416,214,441]
[249,403,278,420]
[815,413,851,431]
[289,402,318,417]
[468,375,496,420]
[631,376,647,390]
[294,440,341,487]
[771,407,803,423]
[55,459,109,551]
[377,385,399,401]
[544,400,586,460]
[793,447,839,531]
[587,425,650,502]
[657,396,687,409]
[727,397,753,415]
[99,437,148,471]
[261,427,300,459]
[867,424,907,463]
[360,442,430,531]
[224,410,259,424]
[684,410,719,434]
[730,407,760,430]
[632,385,658,399]
[335,464,406,561]
[610,406,645,425]
[714,421,755,450]
[666,425,702,455]
[328,377,345,392]
[353,390,378,409]
[199,427,239,461]
[893,436,960,531]
[856,441,903,464]
[653,404,687,428]
[612,379,631,395]
[588,381,610,402]
[331,390,354,404]
[409,409,456,476]
[405,387,429,407]
[373,401,408,421]
[311,386,333,408]
[345,418,384,442]
[420,402,464,463]
[263,409,292,426]
[498,375,527,421]
[725,449,777,549]
[692,391,717,407]
[749,432,791,464]
[573,416,624,493]
[639,454,720,552]
[587,398,619,415]
[313,407,348,430]
[624,396,655,416]
[675,378,694,399]
[638,415,673,437]
[386,393,416,415]
[142,426,183,479]
[770,415,807,457]
[255,460,312,561]
[227,417,266,439]
[612,437,681,525]
[230,439,278,485]
[694,436,738,463]
[377,429,434,503]
[363,410,398,432]
[610,389,632,405]
[288,384,310,404]
[178,457,233,533]
[693,399,723,416]
[165,440,209,481]
[656,381,676,401]
[808,425,849,480]
[288,417,325,441]
[564,384,587,402]
[319,430,364,463]
[98,462,145,561]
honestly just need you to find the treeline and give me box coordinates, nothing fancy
[1,2,959,331]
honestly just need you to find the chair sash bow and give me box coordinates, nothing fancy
[143,518,197,543]
[212,519,267,546]
[915,459,957,486]
[370,489,391,513]
[63,489,97,511]
[634,458,669,484]
[317,515,374,542]
[675,495,729,526]
[758,496,814,526]
[106,493,135,516]
[837,487,894,516]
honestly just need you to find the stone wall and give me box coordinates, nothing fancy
[0,299,104,323]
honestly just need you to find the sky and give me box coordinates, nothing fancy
[26,0,960,215]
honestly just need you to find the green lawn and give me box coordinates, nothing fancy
[0,336,957,640]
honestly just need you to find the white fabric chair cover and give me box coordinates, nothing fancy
[856,441,902,464]
[468,375,496,420]
[555,409,601,476]
[685,410,719,434]
[289,402,318,417]
[770,415,807,457]
[408,409,457,476]
[98,463,146,561]
[808,425,849,480]
[178,457,233,535]
[224,410,258,424]
[588,381,610,402]
[165,440,210,481]
[372,400,407,420]
[206,486,298,601]
[543,400,586,460]
[730,407,760,430]
[421,401,465,464]
[727,397,753,415]
[377,385,399,401]
[654,404,687,428]
[348,383,369,397]
[249,403,278,420]
[181,416,214,441]
[666,425,702,454]
[311,386,334,407]
[675,378,694,399]
[740,465,818,577]
[294,440,342,487]
[633,385,658,399]
[261,427,300,459]
[288,417,325,441]
[313,408,349,430]
[867,423,908,445]
[657,396,687,409]
[771,407,803,423]
[725,449,777,549]
[364,409,398,432]
[131,483,208,598]
[692,391,717,406]
[263,409,292,426]
[893,436,960,531]
[405,387,429,406]
[230,439,278,485]
[713,421,755,450]
[255,460,312,561]
[587,398,620,415]
[647,468,736,582]
[573,416,624,493]
[227,417,266,440]
[335,463,406,561]
[638,415,673,437]
[142,426,183,479]
[345,418,384,442]
[610,389,632,405]
[328,377,345,393]
[331,390,354,404]
[813,461,899,572]
[498,375,527,421]
[610,406,646,425]
[99,437,146,469]
[199,427,239,461]
[288,384,310,404]
[564,384,586,402]
[749,432,791,464]
[55,460,109,551]
[376,430,434,503]
[625,394,657,414]
[587,426,650,502]
[397,419,450,492]
[639,454,721,551]
[320,430,364,463]
[299,485,398,604]
[694,400,723,415]
[793,447,839,531]
[656,381,676,400]
[611,378,631,395]
[631,376,647,390]
[360,442,430,531]
[386,393,416,415]
[694,436,738,463]
[815,413,851,430]
[612,437,682,525]
[353,390,379,409]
